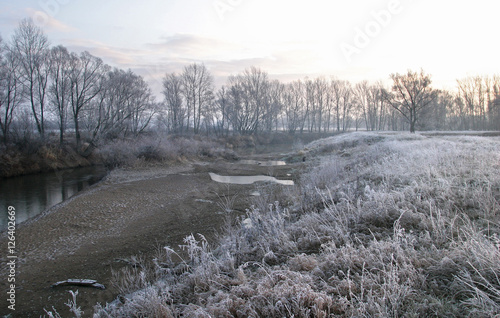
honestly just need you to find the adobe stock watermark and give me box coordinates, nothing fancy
[32,0,74,27]
[6,206,17,312]
[340,0,406,64]
[213,0,244,21]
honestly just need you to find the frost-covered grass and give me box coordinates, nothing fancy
[90,132,500,318]
[97,134,236,168]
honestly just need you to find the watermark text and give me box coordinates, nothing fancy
[6,206,17,312]
[340,0,404,63]
[33,0,74,26]
[213,0,244,21]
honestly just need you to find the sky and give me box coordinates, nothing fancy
[1,0,499,98]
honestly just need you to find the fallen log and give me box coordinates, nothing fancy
[51,279,106,290]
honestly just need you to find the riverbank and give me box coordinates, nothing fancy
[0,143,302,317]
[0,132,331,178]
[90,132,500,318]
[0,143,98,178]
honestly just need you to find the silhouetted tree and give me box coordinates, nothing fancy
[181,63,214,133]
[386,69,436,133]
[0,37,25,143]
[355,81,388,131]
[225,67,269,134]
[162,72,185,133]
[11,18,50,137]
[48,45,72,145]
[69,51,106,148]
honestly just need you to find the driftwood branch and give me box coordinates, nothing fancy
[51,279,106,290]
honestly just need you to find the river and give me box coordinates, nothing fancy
[0,166,108,231]
[0,143,303,317]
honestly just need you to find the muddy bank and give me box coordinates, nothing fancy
[0,149,302,317]
[0,144,99,178]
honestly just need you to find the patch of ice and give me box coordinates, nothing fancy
[209,173,294,186]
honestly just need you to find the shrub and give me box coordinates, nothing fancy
[97,135,234,168]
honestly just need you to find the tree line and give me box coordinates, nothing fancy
[163,66,500,135]
[0,19,157,148]
[2,18,500,149]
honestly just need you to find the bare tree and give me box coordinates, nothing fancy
[355,81,387,131]
[340,81,354,131]
[224,80,242,133]
[305,78,315,132]
[351,95,364,131]
[310,77,327,132]
[11,18,50,138]
[490,95,500,130]
[330,79,356,132]
[95,68,132,139]
[128,73,156,137]
[457,76,482,130]
[457,75,500,130]
[282,80,305,133]
[265,80,284,132]
[162,72,185,133]
[214,86,230,135]
[488,76,500,130]
[84,68,156,142]
[181,63,214,134]
[330,79,343,132]
[293,80,308,133]
[419,90,453,130]
[225,67,269,134]
[386,69,436,133]
[48,45,72,145]
[0,38,25,143]
[69,51,106,148]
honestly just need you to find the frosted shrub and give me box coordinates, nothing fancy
[94,286,174,318]
[220,202,296,265]
[97,135,231,167]
[98,139,137,167]
[43,290,82,318]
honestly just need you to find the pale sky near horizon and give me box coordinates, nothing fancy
[1,0,499,97]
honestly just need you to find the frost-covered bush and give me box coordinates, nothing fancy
[97,135,232,167]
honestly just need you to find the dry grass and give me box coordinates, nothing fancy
[97,134,236,168]
[90,132,500,317]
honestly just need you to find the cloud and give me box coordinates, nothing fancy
[144,33,333,79]
[59,32,358,97]
[147,33,261,62]
[64,38,144,65]
[25,8,76,33]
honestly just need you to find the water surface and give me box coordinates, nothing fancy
[238,159,287,166]
[209,172,294,186]
[0,166,107,230]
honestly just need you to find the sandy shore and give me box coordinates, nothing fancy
[0,155,297,317]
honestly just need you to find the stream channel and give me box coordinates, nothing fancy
[0,166,108,231]
[0,147,301,317]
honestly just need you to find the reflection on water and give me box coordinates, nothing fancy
[238,160,287,166]
[209,172,294,186]
[0,166,107,231]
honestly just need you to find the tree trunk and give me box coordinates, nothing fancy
[74,115,81,149]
